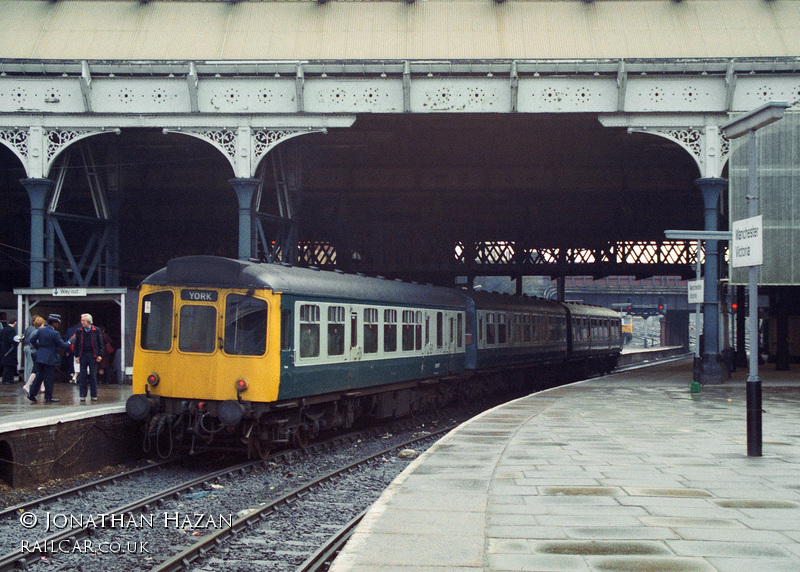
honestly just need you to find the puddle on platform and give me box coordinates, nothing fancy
[536,540,670,556]
[714,499,799,509]
[540,486,620,496]
[593,556,713,571]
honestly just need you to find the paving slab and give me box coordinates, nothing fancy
[330,358,800,571]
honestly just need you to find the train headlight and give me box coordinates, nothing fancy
[235,378,247,393]
[147,373,160,387]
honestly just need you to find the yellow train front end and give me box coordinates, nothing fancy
[127,282,283,455]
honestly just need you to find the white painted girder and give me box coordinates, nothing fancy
[1,61,799,115]
[1,59,798,178]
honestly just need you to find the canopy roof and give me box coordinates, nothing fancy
[2,0,798,61]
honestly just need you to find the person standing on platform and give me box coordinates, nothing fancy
[1,317,19,385]
[72,313,104,403]
[22,316,45,393]
[28,314,71,403]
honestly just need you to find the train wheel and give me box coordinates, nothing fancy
[248,435,271,461]
[294,426,310,449]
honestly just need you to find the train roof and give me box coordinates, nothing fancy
[142,256,470,309]
[562,302,621,319]
[468,291,566,315]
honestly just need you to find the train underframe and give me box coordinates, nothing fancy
[128,353,618,459]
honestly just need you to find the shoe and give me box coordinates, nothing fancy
[91,397,98,401]
[45,398,60,403]
[26,394,37,403]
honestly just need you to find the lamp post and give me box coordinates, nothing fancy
[721,101,790,457]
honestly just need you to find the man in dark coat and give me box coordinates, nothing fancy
[28,314,71,403]
[1,317,19,385]
[72,313,104,403]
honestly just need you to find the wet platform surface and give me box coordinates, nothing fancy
[330,358,800,572]
[0,381,131,432]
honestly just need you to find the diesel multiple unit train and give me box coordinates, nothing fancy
[126,256,623,457]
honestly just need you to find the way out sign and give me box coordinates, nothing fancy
[732,215,763,268]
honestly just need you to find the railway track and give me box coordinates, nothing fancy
[0,418,451,572]
[154,426,450,572]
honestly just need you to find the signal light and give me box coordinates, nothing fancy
[731,303,738,310]
[146,373,160,386]
[235,378,247,393]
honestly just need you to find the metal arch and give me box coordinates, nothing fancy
[627,127,704,174]
[0,128,28,168]
[162,127,238,175]
[43,127,120,179]
[250,128,326,178]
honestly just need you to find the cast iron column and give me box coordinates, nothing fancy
[229,178,260,261]
[21,178,54,288]
[696,177,726,384]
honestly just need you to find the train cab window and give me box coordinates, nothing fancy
[299,304,320,358]
[224,294,268,356]
[328,306,346,356]
[140,291,174,351]
[363,308,378,354]
[179,305,216,354]
[384,309,397,352]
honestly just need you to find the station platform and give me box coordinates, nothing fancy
[330,358,800,572]
[0,381,136,487]
[0,381,131,432]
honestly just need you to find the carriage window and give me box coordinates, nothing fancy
[498,314,507,345]
[179,305,216,354]
[425,314,430,346]
[415,311,423,350]
[402,310,416,352]
[524,315,532,343]
[486,313,496,345]
[437,312,444,348]
[457,313,463,348]
[140,291,174,351]
[299,304,320,358]
[364,308,378,354]
[384,309,397,352]
[328,306,346,356]
[224,294,268,356]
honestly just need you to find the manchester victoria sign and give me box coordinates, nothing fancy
[732,215,763,269]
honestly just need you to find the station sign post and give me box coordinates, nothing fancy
[722,101,789,458]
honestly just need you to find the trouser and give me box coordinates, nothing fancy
[23,346,34,383]
[2,364,16,384]
[29,363,55,401]
[77,354,98,399]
